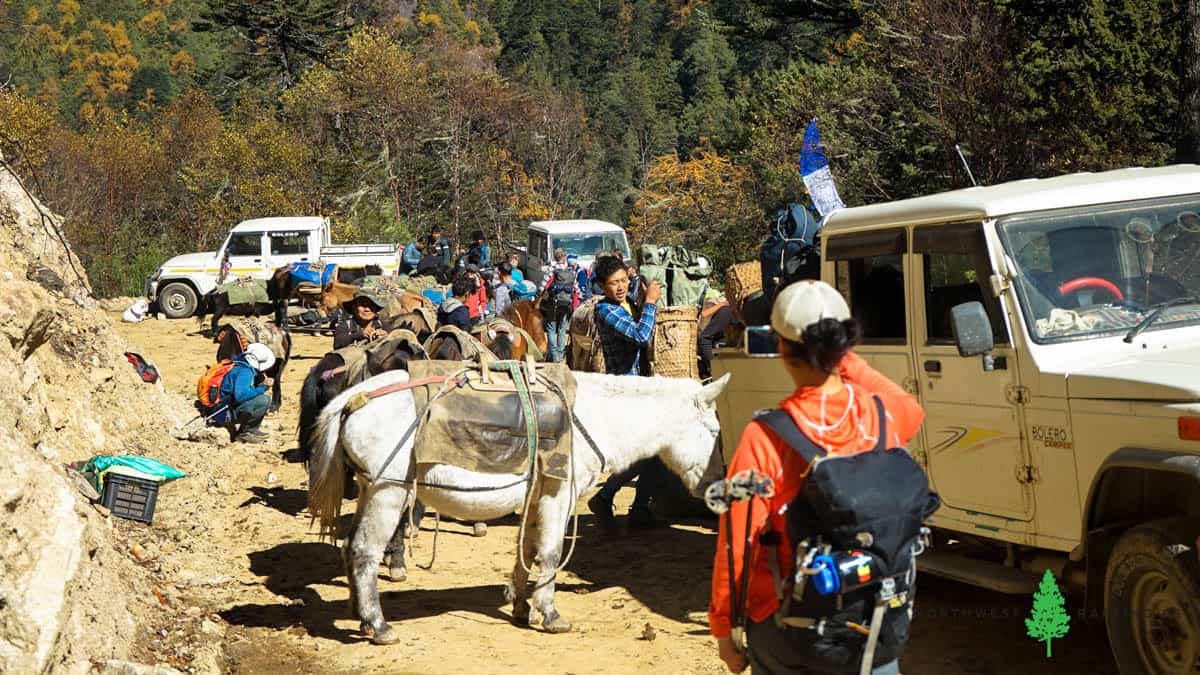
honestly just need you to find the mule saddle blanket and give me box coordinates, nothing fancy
[422,325,496,361]
[329,329,425,387]
[405,359,577,481]
[220,318,287,359]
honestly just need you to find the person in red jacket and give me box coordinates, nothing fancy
[463,263,489,320]
[709,280,925,674]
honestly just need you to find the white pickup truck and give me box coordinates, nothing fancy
[145,217,402,318]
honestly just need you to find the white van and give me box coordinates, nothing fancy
[713,165,1200,674]
[525,219,631,276]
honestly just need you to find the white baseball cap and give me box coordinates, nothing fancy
[243,343,276,372]
[770,280,851,342]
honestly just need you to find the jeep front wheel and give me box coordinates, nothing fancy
[1104,518,1200,674]
[158,282,198,319]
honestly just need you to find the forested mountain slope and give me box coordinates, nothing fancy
[0,0,1193,294]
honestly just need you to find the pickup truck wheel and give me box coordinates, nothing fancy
[1104,518,1200,674]
[158,282,198,319]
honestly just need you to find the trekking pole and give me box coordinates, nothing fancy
[176,403,230,431]
[705,470,776,654]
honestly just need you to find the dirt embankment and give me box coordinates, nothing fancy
[0,162,231,674]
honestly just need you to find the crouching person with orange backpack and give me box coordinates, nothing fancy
[197,342,275,443]
[708,281,939,675]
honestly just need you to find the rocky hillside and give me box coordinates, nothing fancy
[0,160,222,673]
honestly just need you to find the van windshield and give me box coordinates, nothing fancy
[550,233,629,259]
[998,193,1200,342]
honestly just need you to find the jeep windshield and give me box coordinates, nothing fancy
[998,193,1200,342]
[550,233,629,259]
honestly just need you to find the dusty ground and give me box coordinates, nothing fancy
[110,312,1120,675]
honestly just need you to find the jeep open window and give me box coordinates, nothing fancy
[827,229,907,344]
[998,194,1200,342]
[226,232,264,257]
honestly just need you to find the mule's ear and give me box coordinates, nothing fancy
[696,373,731,406]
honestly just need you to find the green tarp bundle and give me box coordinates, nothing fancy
[220,277,269,305]
[635,244,711,308]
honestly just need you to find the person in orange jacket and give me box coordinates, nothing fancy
[708,280,926,674]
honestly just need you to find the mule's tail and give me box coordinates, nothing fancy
[309,390,349,538]
[297,366,325,466]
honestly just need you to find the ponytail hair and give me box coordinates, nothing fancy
[780,318,862,374]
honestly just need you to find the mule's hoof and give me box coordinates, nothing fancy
[512,602,531,625]
[472,522,488,537]
[387,565,407,582]
[542,615,572,633]
[367,623,400,645]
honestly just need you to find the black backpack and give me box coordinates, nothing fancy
[760,204,822,301]
[755,396,941,673]
[545,268,576,313]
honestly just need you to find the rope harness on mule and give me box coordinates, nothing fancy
[337,360,606,579]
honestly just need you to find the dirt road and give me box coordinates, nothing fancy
[110,313,1120,674]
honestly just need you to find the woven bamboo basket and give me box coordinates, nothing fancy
[724,261,762,322]
[650,305,699,379]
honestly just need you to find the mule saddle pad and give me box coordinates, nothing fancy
[406,359,577,481]
[224,317,286,358]
[221,276,269,305]
[333,329,425,387]
[423,325,496,361]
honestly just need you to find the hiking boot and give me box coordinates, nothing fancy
[237,429,270,444]
[587,492,617,529]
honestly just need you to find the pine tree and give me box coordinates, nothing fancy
[1025,569,1071,658]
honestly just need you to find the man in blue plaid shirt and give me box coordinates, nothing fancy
[592,256,661,375]
[587,255,669,528]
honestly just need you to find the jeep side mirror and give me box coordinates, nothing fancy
[743,325,779,357]
[951,301,995,370]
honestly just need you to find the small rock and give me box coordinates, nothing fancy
[187,427,230,447]
[200,619,224,636]
[185,606,204,617]
[265,472,278,484]
[130,543,154,562]
[611,599,625,609]
[93,503,111,517]
[640,622,656,641]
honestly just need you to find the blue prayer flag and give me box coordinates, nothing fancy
[798,118,845,218]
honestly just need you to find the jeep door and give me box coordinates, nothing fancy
[911,223,1033,521]
[222,231,268,280]
[825,229,928,471]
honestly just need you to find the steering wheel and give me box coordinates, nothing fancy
[1059,276,1125,302]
